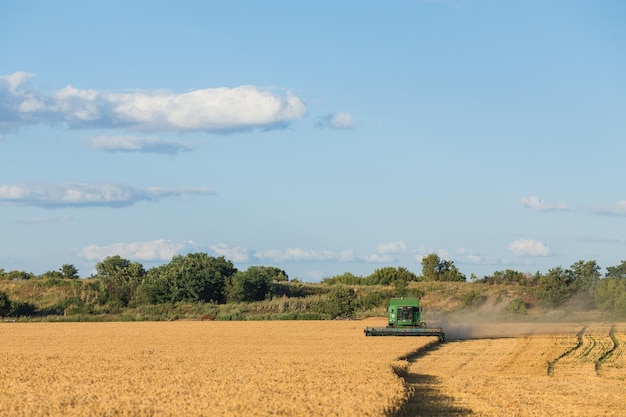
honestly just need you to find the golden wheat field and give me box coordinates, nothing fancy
[0,319,436,417]
[1,320,624,417]
[401,322,626,417]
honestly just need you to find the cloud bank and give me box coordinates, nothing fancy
[507,238,551,256]
[253,248,356,263]
[80,239,198,261]
[0,72,306,133]
[315,112,355,129]
[0,183,214,208]
[520,196,568,211]
[209,243,251,263]
[89,135,194,154]
[585,201,626,216]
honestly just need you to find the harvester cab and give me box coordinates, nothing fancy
[364,298,445,341]
[388,298,423,327]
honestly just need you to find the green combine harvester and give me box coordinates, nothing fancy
[364,298,445,341]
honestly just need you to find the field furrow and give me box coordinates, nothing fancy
[398,323,626,417]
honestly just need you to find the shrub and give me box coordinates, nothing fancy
[10,301,37,317]
[313,287,356,318]
[502,298,528,315]
[461,290,487,309]
[357,290,393,310]
[0,291,11,317]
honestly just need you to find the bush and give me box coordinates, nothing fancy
[502,298,528,315]
[313,287,356,318]
[461,291,487,309]
[0,291,11,317]
[10,301,37,317]
[595,277,626,316]
[322,272,366,286]
[357,290,393,310]
[538,267,573,307]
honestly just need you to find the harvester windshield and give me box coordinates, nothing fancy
[388,298,422,327]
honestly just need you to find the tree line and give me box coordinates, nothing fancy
[316,254,626,315]
[1,253,626,318]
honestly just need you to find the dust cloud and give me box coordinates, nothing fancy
[430,313,584,340]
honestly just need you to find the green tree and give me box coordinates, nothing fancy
[595,277,626,316]
[421,254,466,282]
[322,272,366,286]
[568,260,601,291]
[538,266,573,307]
[4,270,34,280]
[96,255,132,278]
[367,266,418,285]
[481,269,530,285]
[606,260,626,279]
[567,260,601,308]
[95,256,145,306]
[594,260,626,316]
[60,264,79,279]
[139,254,236,304]
[0,291,10,317]
[259,266,288,282]
[421,254,440,281]
[40,270,63,280]
[318,286,356,318]
[228,266,273,303]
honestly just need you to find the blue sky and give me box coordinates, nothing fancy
[1,0,625,281]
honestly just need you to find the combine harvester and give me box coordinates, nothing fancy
[364,298,445,342]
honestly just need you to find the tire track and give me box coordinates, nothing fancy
[391,339,473,417]
[595,325,618,376]
[547,326,586,377]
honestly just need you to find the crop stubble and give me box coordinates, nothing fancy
[400,322,625,417]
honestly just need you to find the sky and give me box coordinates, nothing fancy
[1,0,625,281]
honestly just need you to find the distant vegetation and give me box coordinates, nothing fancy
[1,253,625,321]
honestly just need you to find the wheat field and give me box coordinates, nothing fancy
[0,319,435,417]
[1,320,624,417]
[400,322,626,417]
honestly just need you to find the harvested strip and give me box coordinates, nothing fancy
[547,326,585,376]
[399,323,626,416]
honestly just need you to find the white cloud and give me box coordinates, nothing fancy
[376,241,406,254]
[253,246,401,264]
[520,196,568,211]
[362,253,395,263]
[0,72,306,133]
[413,245,451,263]
[209,243,251,263]
[13,215,74,224]
[0,72,34,92]
[0,183,214,208]
[89,135,194,154]
[455,248,508,266]
[585,201,626,216]
[253,248,358,263]
[507,238,551,257]
[80,239,198,261]
[315,112,355,129]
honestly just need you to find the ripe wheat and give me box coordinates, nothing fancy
[0,319,434,417]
